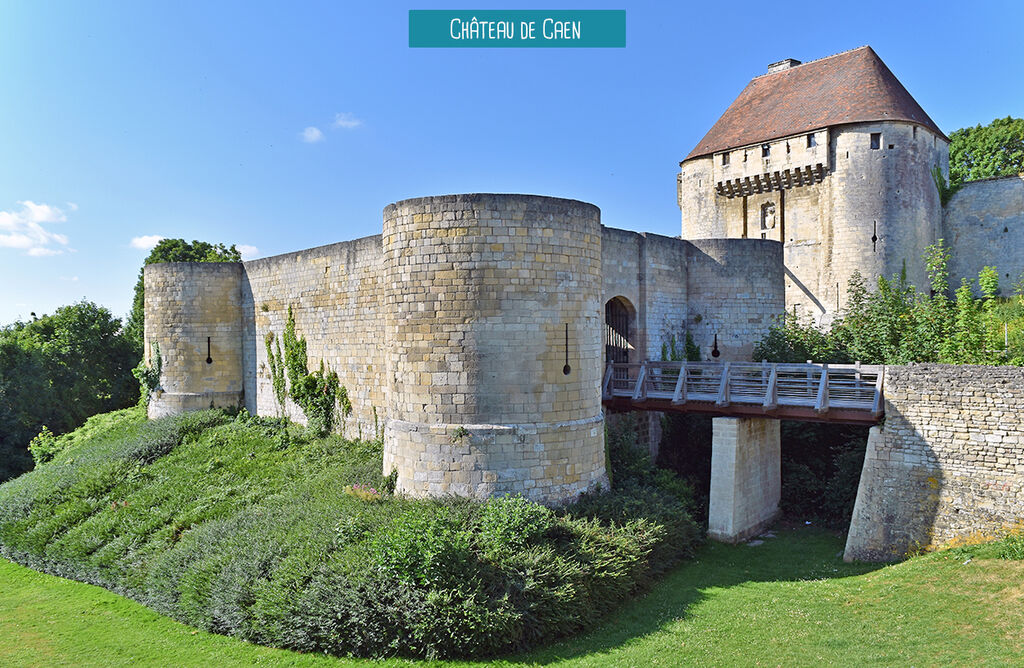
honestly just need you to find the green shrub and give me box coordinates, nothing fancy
[999,532,1024,560]
[27,427,60,465]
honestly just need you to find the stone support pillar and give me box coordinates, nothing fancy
[708,416,781,542]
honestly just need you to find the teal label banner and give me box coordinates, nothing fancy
[409,10,626,48]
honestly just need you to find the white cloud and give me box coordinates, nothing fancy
[237,244,260,260]
[332,112,362,129]
[301,126,325,143]
[130,234,166,250]
[0,200,72,257]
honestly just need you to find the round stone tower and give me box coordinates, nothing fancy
[143,262,244,418]
[382,194,607,504]
[828,121,947,308]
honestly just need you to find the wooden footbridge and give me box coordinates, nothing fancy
[602,361,884,425]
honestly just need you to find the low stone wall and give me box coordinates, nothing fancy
[845,364,1024,561]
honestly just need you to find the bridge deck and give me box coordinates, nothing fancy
[602,361,884,425]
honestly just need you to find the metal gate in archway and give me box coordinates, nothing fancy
[605,298,632,369]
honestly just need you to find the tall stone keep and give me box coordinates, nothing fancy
[144,262,244,418]
[382,194,607,503]
[678,46,948,322]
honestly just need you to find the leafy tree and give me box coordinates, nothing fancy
[0,301,138,480]
[124,239,241,349]
[948,116,1024,188]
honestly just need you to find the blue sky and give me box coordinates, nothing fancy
[1,0,1021,325]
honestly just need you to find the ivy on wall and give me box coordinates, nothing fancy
[265,306,352,435]
[132,341,162,407]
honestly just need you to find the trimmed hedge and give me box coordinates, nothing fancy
[0,409,700,659]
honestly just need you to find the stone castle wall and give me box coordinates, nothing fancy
[143,193,790,504]
[845,364,1024,561]
[600,228,689,362]
[240,235,386,440]
[382,194,607,503]
[944,174,1024,292]
[144,262,244,418]
[685,238,785,362]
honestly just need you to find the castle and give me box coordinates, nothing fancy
[144,46,1024,510]
[679,46,1023,322]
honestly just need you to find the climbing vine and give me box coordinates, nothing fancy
[265,306,352,435]
[264,332,287,415]
[131,341,162,406]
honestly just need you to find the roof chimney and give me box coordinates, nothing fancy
[767,58,801,74]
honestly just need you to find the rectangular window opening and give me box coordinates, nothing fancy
[762,144,770,158]
[870,133,881,150]
[806,133,817,148]
[888,144,894,150]
[913,126,918,139]
[721,152,730,166]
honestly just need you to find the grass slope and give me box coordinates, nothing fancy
[3,528,1022,666]
[0,408,698,659]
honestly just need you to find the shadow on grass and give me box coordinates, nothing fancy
[498,525,885,666]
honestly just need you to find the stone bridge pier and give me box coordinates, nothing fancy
[708,416,781,543]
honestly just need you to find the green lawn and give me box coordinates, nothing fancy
[3,526,1022,667]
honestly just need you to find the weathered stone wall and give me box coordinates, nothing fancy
[845,364,1024,561]
[944,174,1024,293]
[685,238,785,361]
[144,262,244,418]
[381,194,607,504]
[240,235,386,440]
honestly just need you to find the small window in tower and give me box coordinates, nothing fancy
[786,142,791,154]
[913,126,918,139]
[807,133,817,148]
[743,151,748,162]
[871,133,881,150]
[721,152,730,166]
[762,144,770,158]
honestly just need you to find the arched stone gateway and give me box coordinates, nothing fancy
[604,296,635,367]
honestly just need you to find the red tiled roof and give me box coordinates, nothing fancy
[683,46,947,162]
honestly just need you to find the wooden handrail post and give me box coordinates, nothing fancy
[672,361,687,405]
[715,361,731,407]
[632,361,648,401]
[814,364,829,414]
[763,364,778,410]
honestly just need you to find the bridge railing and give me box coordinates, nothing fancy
[602,361,884,417]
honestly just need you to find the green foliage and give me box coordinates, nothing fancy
[131,341,162,406]
[999,532,1024,560]
[265,307,350,436]
[753,240,1023,366]
[661,332,701,362]
[0,301,139,482]
[27,427,59,466]
[932,165,960,207]
[0,407,700,660]
[264,332,287,415]
[948,116,1024,189]
[125,239,241,350]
